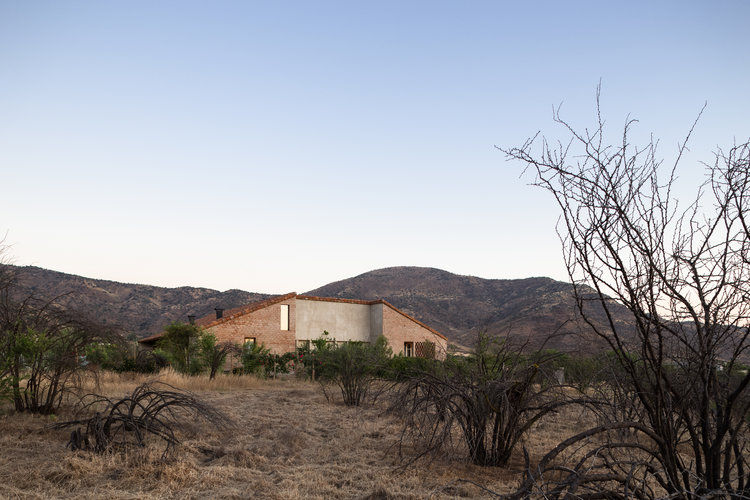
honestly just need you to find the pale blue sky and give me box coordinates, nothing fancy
[2,1,749,293]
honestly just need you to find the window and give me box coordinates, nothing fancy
[296,339,310,349]
[244,337,256,347]
[280,304,289,330]
[404,341,414,357]
[415,341,436,359]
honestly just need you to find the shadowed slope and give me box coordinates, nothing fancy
[307,267,634,353]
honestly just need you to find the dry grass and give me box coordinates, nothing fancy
[0,370,590,499]
[81,367,269,394]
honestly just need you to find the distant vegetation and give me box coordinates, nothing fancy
[10,263,637,354]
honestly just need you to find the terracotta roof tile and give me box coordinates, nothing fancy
[138,292,296,344]
[194,292,296,328]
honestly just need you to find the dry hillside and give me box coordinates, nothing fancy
[10,265,635,353]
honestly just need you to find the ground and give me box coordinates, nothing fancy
[0,371,586,499]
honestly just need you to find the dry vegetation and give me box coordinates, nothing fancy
[0,369,590,499]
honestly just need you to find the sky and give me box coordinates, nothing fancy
[1,1,749,293]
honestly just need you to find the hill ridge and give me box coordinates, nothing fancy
[7,264,630,353]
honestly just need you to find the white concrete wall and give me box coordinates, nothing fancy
[295,299,372,342]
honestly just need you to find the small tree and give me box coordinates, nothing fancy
[0,286,115,413]
[318,336,391,406]
[296,330,335,381]
[156,322,206,375]
[198,333,238,380]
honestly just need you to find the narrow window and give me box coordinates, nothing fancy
[244,337,256,347]
[404,341,414,357]
[280,304,290,330]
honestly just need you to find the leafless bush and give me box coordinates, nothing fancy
[389,334,575,467]
[53,381,234,458]
[503,89,750,497]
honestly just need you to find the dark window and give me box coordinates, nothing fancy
[404,341,414,357]
[296,339,310,349]
[415,341,436,359]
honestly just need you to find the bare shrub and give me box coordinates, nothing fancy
[53,381,234,458]
[504,90,750,497]
[390,334,573,467]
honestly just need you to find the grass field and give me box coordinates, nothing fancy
[0,371,587,499]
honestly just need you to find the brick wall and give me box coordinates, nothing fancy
[381,304,448,359]
[207,297,296,355]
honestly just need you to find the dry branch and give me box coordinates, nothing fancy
[52,381,234,458]
[503,89,750,498]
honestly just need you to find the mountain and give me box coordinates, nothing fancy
[307,267,633,352]
[8,265,633,353]
[12,266,270,336]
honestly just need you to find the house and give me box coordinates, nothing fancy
[139,293,448,359]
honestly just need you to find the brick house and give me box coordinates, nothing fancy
[139,293,448,359]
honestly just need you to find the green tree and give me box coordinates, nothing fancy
[317,335,392,406]
[1,248,115,413]
[1,302,114,413]
[198,333,238,380]
[240,341,272,376]
[85,341,165,373]
[156,322,206,375]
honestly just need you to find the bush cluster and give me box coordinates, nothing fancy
[154,323,236,378]
[237,342,295,378]
[85,342,166,373]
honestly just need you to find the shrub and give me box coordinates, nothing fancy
[53,382,233,458]
[85,341,166,373]
[0,258,118,413]
[155,322,208,375]
[317,335,391,406]
[269,352,296,377]
[390,334,571,466]
[1,311,115,414]
[198,333,238,380]
[386,354,437,381]
[295,330,337,380]
[240,342,272,376]
[156,322,229,376]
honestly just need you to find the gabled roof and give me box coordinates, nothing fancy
[195,292,296,328]
[379,300,448,341]
[138,292,296,344]
[296,295,378,305]
[139,292,447,344]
